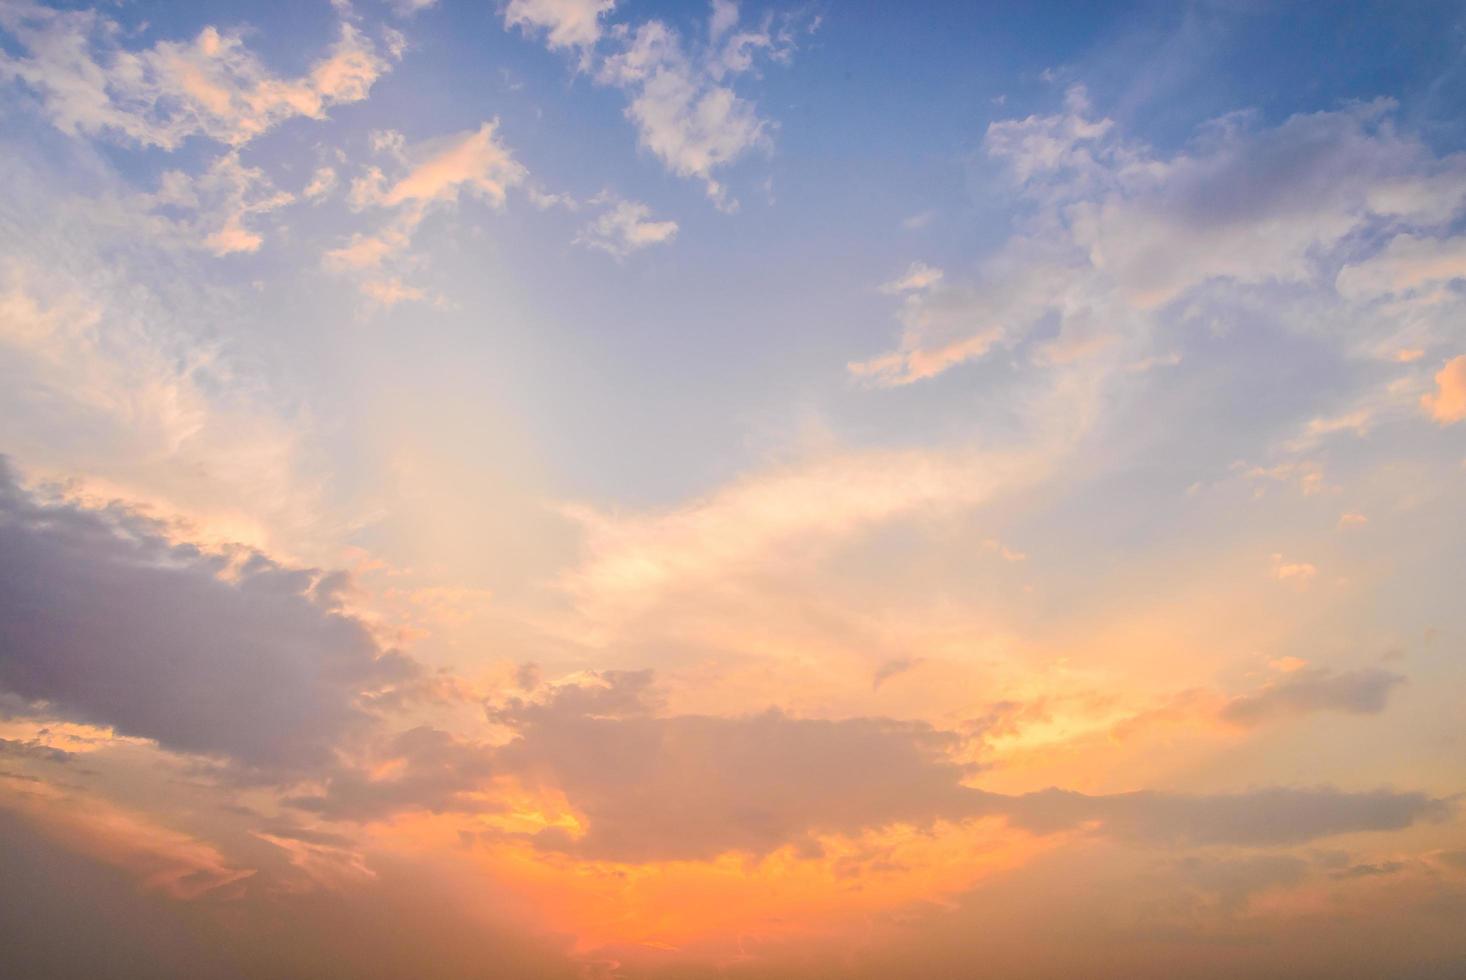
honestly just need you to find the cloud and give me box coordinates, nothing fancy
[303,166,338,200]
[0,250,319,554]
[504,2,803,207]
[360,277,426,306]
[0,736,75,764]
[390,0,440,17]
[0,5,389,150]
[487,671,981,861]
[504,0,616,50]
[0,459,419,772]
[574,197,678,256]
[852,91,1466,385]
[324,121,526,303]
[1270,553,1317,583]
[880,262,944,294]
[149,153,295,256]
[1421,355,1466,424]
[431,671,1453,862]
[0,783,255,901]
[378,122,527,209]
[1220,667,1405,727]
[286,726,496,820]
[1002,786,1446,847]
[558,446,1043,625]
[872,657,923,691]
[595,18,771,206]
[1336,234,1466,300]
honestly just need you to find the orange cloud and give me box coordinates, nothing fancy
[1421,355,1466,424]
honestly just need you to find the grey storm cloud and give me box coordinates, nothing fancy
[0,457,419,772]
[1220,667,1405,727]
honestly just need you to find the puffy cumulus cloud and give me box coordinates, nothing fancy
[504,0,615,50]
[573,196,678,256]
[506,0,806,207]
[1421,354,1466,424]
[0,459,420,772]
[853,90,1466,385]
[1220,667,1405,727]
[596,16,772,207]
[0,3,389,150]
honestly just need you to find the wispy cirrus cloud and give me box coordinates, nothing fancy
[324,120,527,304]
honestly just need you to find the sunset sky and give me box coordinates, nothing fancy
[2,0,1466,976]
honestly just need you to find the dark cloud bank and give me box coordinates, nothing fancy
[0,457,418,772]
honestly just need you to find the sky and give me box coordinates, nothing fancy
[1,0,1466,976]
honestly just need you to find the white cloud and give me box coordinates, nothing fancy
[503,0,615,50]
[0,5,389,150]
[596,18,770,207]
[573,197,677,256]
[851,90,1466,386]
[504,0,805,207]
[1336,234,1466,300]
